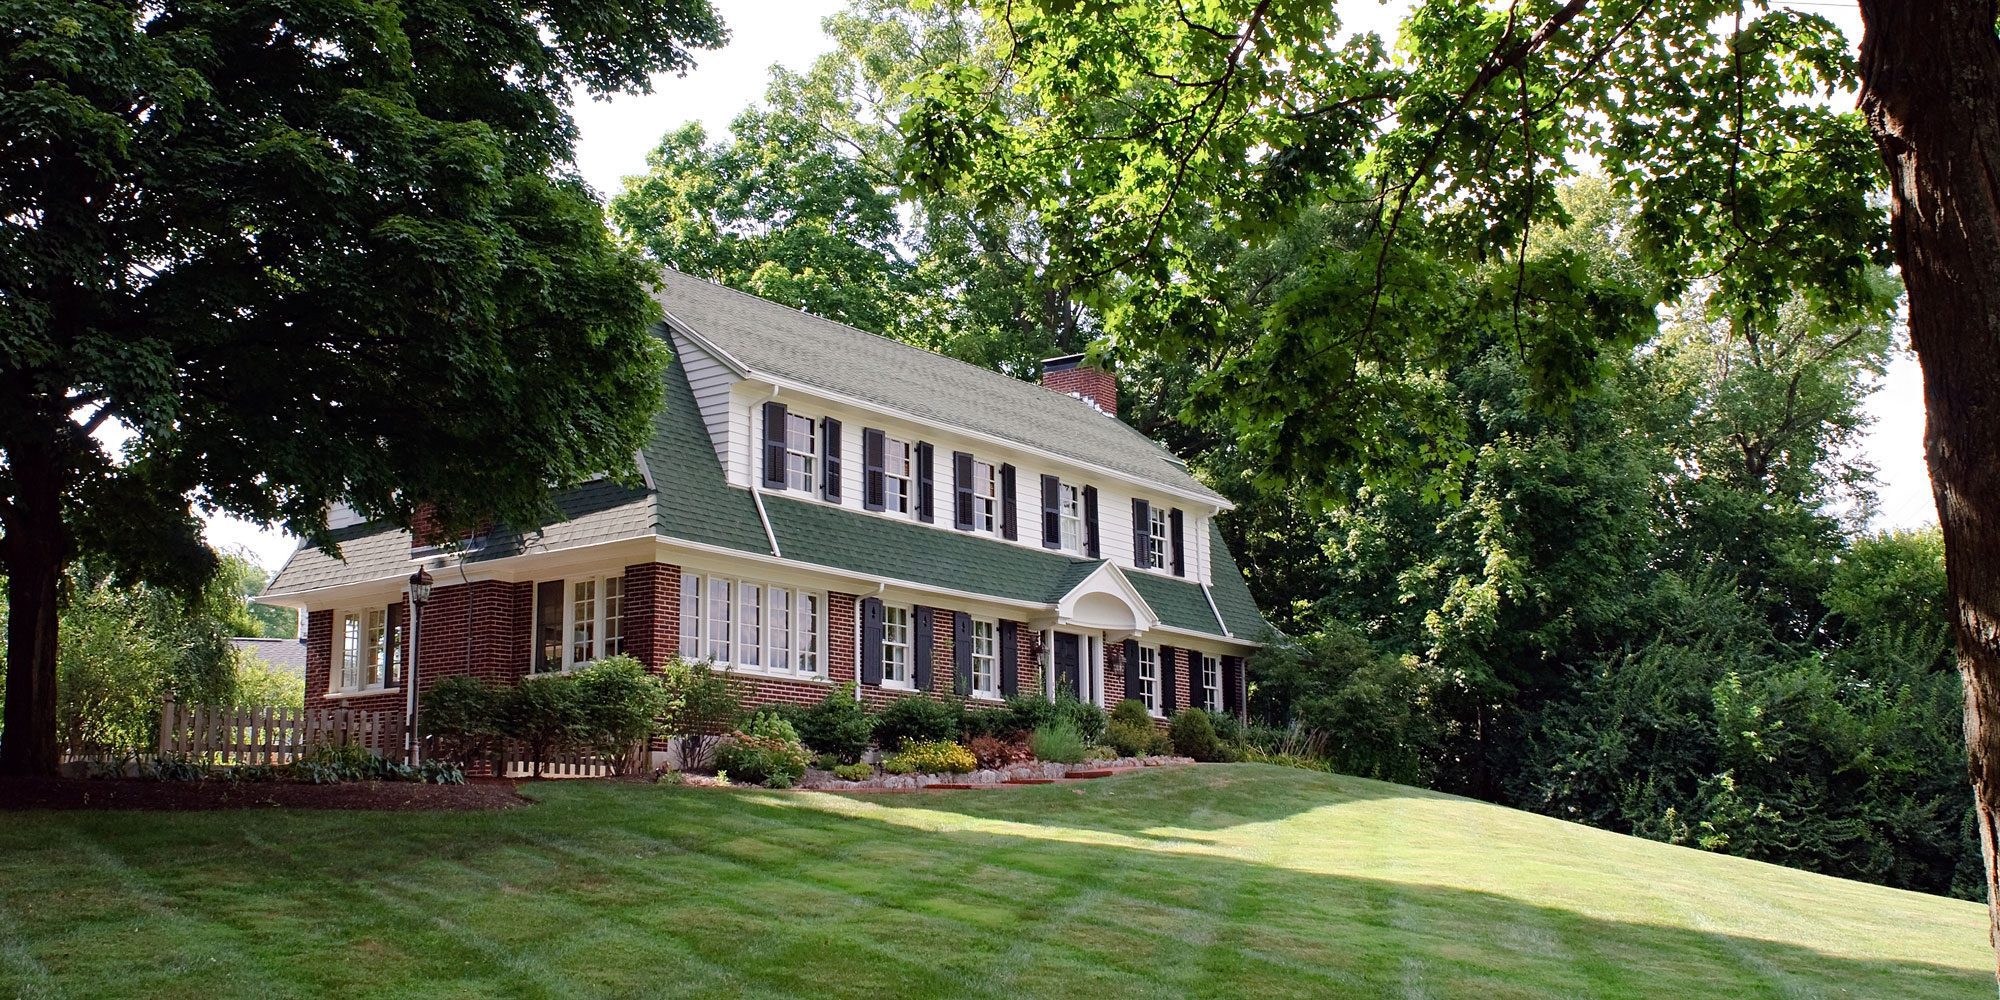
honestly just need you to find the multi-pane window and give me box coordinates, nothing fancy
[363,609,387,687]
[339,613,361,690]
[882,605,912,686]
[571,579,597,664]
[737,583,762,668]
[602,577,623,657]
[1138,645,1161,715]
[972,461,999,532]
[1148,507,1170,569]
[785,413,818,492]
[1201,654,1222,711]
[534,574,628,672]
[970,619,999,699]
[678,570,826,678]
[1058,482,1083,553]
[884,436,913,515]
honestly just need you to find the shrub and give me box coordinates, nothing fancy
[144,754,209,782]
[1110,699,1153,727]
[713,712,810,788]
[571,656,671,774]
[1029,721,1086,764]
[505,673,585,776]
[960,706,1016,741]
[1204,709,1247,751]
[1057,695,1106,746]
[293,741,378,784]
[660,658,742,771]
[1001,694,1105,745]
[1001,694,1061,735]
[782,683,875,763]
[885,739,977,775]
[1106,716,1172,758]
[423,676,506,768]
[873,695,961,751]
[881,755,918,775]
[967,734,1033,770]
[832,762,875,781]
[1169,709,1224,761]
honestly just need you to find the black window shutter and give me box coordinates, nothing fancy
[916,442,935,523]
[999,464,1017,540]
[762,401,789,489]
[952,451,974,530]
[953,611,973,696]
[913,606,933,691]
[821,418,843,501]
[1123,638,1141,707]
[1083,486,1099,557]
[1040,475,1061,549]
[1170,508,1186,576]
[998,621,1019,697]
[1159,645,1177,713]
[860,597,884,685]
[1132,498,1151,568]
[862,428,886,512]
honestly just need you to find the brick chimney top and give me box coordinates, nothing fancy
[1041,354,1118,417]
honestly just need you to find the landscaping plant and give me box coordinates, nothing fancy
[1169,710,1224,763]
[884,739,977,775]
[967,735,1033,770]
[1029,721,1086,765]
[713,713,810,788]
[571,656,671,775]
[660,658,742,771]
[1106,700,1172,758]
[873,695,961,752]
[423,677,507,769]
[831,762,875,782]
[780,683,875,763]
[506,675,586,777]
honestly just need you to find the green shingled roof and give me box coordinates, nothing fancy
[266,325,1267,645]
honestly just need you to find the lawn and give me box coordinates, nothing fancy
[0,765,1987,999]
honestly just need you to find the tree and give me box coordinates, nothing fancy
[0,0,724,775]
[902,0,2000,964]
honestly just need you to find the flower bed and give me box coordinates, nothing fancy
[796,754,1191,791]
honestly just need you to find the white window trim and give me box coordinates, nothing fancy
[1201,654,1222,712]
[970,617,1000,700]
[972,460,999,534]
[531,573,628,674]
[329,607,401,696]
[785,412,818,493]
[880,604,913,689]
[1148,508,1170,570]
[679,569,829,680]
[884,435,914,516]
[1139,645,1162,717]
[1057,482,1084,553]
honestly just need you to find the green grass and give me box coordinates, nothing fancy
[0,765,1987,999]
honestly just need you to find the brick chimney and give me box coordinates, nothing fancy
[1041,354,1118,417]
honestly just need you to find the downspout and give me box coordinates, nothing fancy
[751,385,783,557]
[1200,584,1232,638]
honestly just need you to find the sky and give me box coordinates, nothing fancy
[205,0,1932,572]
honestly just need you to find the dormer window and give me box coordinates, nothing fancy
[884,436,913,515]
[1147,507,1169,569]
[1057,482,1083,553]
[785,413,817,492]
[971,460,998,531]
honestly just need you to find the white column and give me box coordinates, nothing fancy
[1088,635,1105,707]
[1042,629,1055,699]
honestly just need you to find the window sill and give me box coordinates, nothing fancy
[325,687,400,700]
[692,660,829,684]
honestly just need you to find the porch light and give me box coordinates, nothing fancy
[408,567,434,605]
[405,566,434,765]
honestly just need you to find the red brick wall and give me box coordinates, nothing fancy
[304,579,532,714]
[925,607,956,699]
[1104,640,1127,707]
[1042,364,1118,416]
[621,562,680,669]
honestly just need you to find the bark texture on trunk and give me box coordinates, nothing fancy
[0,429,67,777]
[1857,0,2000,975]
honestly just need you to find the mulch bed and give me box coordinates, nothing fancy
[0,777,530,812]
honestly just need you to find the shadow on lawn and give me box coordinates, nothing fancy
[707,784,1987,999]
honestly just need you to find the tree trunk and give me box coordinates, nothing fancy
[0,429,68,777]
[1856,0,2000,975]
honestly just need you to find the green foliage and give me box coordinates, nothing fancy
[959,706,1015,741]
[1105,701,1171,758]
[1249,630,1443,786]
[885,739,977,775]
[505,676,585,777]
[873,695,961,751]
[294,743,379,785]
[1168,710,1224,763]
[780,683,875,764]
[422,677,507,768]
[230,657,304,712]
[1029,721,1086,765]
[569,656,670,774]
[659,658,742,771]
[713,712,811,789]
[832,762,875,782]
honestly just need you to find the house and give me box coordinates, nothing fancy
[259,269,1269,734]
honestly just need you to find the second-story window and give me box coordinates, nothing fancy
[972,460,999,532]
[1058,482,1083,553]
[785,413,817,492]
[885,436,913,515]
[1148,507,1170,569]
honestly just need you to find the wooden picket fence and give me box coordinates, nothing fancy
[499,745,619,779]
[155,698,406,765]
